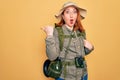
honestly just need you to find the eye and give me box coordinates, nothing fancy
[65,10,70,14]
[73,10,77,13]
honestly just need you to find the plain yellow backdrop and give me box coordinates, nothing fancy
[0,0,120,80]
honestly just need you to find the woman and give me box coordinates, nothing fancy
[42,1,94,80]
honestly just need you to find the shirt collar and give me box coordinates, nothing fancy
[65,24,73,31]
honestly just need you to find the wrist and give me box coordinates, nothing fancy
[46,35,53,38]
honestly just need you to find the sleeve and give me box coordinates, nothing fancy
[45,28,60,61]
[83,31,94,55]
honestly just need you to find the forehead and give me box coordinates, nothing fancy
[64,6,78,11]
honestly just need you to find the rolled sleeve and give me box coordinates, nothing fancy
[84,45,94,55]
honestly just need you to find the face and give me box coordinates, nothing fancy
[62,6,78,27]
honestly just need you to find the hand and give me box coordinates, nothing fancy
[84,40,93,50]
[41,26,54,36]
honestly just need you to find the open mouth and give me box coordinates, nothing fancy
[70,19,74,24]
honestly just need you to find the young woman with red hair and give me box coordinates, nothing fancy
[42,1,94,80]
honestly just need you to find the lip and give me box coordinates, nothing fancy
[70,19,74,21]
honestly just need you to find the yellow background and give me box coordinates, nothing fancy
[0,0,120,80]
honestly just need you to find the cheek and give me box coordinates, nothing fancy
[74,15,77,20]
[63,16,70,22]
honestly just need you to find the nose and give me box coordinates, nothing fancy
[70,13,73,18]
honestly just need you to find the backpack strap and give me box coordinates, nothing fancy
[55,27,65,51]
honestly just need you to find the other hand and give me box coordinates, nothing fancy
[84,40,93,50]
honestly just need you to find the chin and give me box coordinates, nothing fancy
[69,24,74,27]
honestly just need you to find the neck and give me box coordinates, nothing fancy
[65,24,73,31]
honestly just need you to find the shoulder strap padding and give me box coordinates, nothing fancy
[55,27,64,51]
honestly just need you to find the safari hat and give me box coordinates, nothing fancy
[55,1,87,19]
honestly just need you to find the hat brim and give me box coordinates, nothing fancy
[55,5,87,20]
